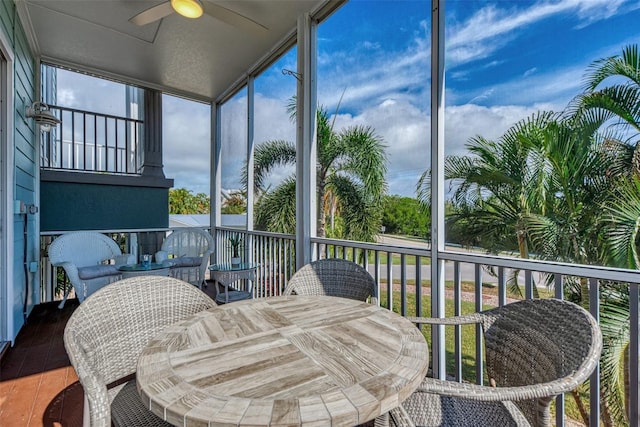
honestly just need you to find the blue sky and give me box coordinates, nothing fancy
[56,0,640,198]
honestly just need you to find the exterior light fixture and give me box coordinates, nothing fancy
[170,0,203,19]
[25,101,60,132]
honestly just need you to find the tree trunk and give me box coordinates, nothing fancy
[571,389,592,426]
[625,344,630,421]
[600,387,615,427]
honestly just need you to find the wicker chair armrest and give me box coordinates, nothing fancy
[53,261,81,286]
[387,405,417,427]
[64,332,111,426]
[201,249,214,265]
[52,260,76,272]
[406,312,484,326]
[82,373,112,427]
[416,376,583,402]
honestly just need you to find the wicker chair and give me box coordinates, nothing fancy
[155,227,214,289]
[387,298,602,427]
[48,231,135,308]
[63,276,216,427]
[283,258,377,304]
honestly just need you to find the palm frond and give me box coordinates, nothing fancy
[247,140,297,192]
[334,125,388,200]
[598,291,631,426]
[327,174,382,242]
[583,44,640,91]
[253,177,297,234]
[601,177,640,269]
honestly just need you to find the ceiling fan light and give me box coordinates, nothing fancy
[171,0,203,19]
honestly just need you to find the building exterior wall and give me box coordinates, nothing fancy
[0,0,38,342]
[40,177,171,231]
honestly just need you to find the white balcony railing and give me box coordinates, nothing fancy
[40,227,639,427]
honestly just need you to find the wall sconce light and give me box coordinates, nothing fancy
[26,101,60,132]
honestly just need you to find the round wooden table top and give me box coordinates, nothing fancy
[137,295,429,427]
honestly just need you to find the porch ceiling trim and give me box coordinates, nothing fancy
[14,0,345,104]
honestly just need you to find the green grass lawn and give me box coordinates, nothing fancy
[380,289,484,381]
[324,246,430,266]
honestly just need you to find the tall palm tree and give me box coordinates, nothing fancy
[576,44,640,427]
[418,109,620,424]
[418,112,562,294]
[247,105,387,243]
[415,45,640,426]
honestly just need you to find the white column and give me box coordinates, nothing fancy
[211,102,221,262]
[246,77,255,232]
[295,13,318,270]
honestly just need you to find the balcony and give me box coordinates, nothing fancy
[2,1,639,426]
[40,105,143,175]
[0,226,634,426]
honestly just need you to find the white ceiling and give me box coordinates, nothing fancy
[17,0,335,102]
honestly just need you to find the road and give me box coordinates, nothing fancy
[371,235,547,289]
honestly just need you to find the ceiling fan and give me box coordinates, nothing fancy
[129,0,268,35]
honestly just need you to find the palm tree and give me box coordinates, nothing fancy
[221,190,247,214]
[576,44,640,427]
[247,104,387,243]
[418,109,619,424]
[573,44,640,177]
[418,112,564,294]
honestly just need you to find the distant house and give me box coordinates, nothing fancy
[169,214,247,229]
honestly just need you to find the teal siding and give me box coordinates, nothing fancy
[40,182,170,231]
[1,0,38,341]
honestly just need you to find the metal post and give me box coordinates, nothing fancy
[246,77,255,263]
[211,103,222,263]
[295,13,317,270]
[430,0,446,380]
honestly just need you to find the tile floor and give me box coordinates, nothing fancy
[0,281,219,426]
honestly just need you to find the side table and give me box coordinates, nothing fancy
[208,263,257,304]
[118,263,170,279]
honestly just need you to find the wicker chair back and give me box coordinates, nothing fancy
[283,258,377,303]
[64,276,215,426]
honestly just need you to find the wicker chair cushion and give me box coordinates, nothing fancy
[110,380,171,427]
[167,256,202,268]
[77,264,121,280]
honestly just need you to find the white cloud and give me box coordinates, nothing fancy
[56,69,128,117]
[327,98,549,196]
[444,103,546,158]
[448,61,585,108]
[332,98,429,196]
[318,20,430,112]
[162,95,211,195]
[447,0,635,67]
[218,93,297,192]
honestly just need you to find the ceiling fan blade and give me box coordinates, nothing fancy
[130,2,174,26]
[202,2,268,35]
